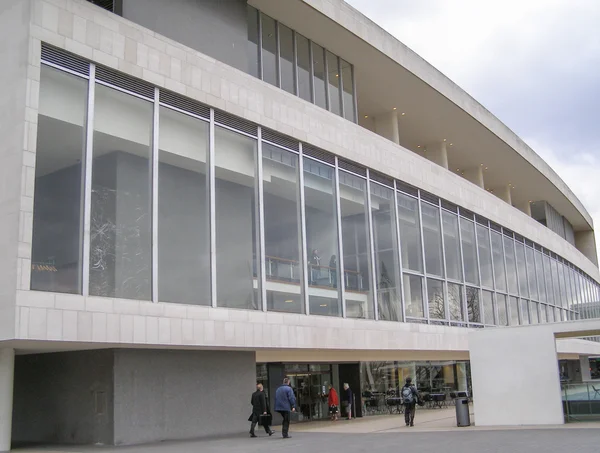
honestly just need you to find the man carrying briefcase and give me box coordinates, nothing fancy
[249,383,275,437]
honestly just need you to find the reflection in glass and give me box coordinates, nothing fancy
[158,107,209,304]
[509,297,519,325]
[504,236,518,295]
[443,211,462,281]
[531,301,540,324]
[404,274,424,318]
[341,59,355,122]
[279,24,295,95]
[261,13,277,86]
[520,299,530,325]
[312,43,327,109]
[526,247,538,300]
[215,127,258,310]
[460,219,479,285]
[32,66,87,294]
[491,231,506,292]
[551,259,561,308]
[497,293,508,326]
[398,193,422,272]
[539,303,548,323]
[476,225,493,288]
[421,202,444,277]
[339,171,373,319]
[296,34,311,103]
[90,84,152,300]
[448,283,464,321]
[535,251,546,302]
[466,286,481,323]
[427,278,445,320]
[326,51,341,116]
[262,143,302,313]
[303,158,340,316]
[543,255,554,305]
[371,183,401,321]
[515,242,529,298]
[247,6,260,78]
[482,290,495,325]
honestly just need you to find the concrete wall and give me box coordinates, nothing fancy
[0,0,31,340]
[122,0,249,73]
[113,349,256,445]
[12,350,114,445]
[575,230,598,267]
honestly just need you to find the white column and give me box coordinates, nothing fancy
[0,349,14,452]
[580,355,592,382]
[462,166,484,189]
[495,185,512,205]
[518,200,532,217]
[374,110,399,145]
[425,142,448,169]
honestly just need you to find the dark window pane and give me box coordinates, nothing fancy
[327,51,341,116]
[261,13,277,86]
[158,107,209,305]
[296,33,311,102]
[312,43,326,109]
[491,231,506,292]
[341,59,355,122]
[448,283,464,322]
[466,286,481,323]
[427,278,445,320]
[247,6,260,78]
[279,24,295,95]
[421,202,444,277]
[476,225,493,288]
[32,66,87,294]
[398,193,422,272]
[460,219,479,285]
[404,273,424,318]
[443,211,462,281]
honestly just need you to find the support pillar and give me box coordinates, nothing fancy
[580,355,591,382]
[374,110,399,145]
[0,349,14,453]
[494,185,512,205]
[517,200,532,217]
[462,166,484,189]
[425,142,448,169]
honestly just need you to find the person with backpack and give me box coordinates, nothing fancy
[401,377,419,427]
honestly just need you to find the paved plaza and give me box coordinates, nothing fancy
[14,409,600,453]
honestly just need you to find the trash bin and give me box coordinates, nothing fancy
[455,397,470,427]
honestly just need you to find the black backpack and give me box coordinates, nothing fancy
[402,386,415,404]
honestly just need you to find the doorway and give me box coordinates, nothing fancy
[285,364,332,422]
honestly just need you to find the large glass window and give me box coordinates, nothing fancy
[509,297,519,325]
[460,219,479,285]
[90,85,152,300]
[370,183,402,321]
[261,13,277,87]
[215,127,259,310]
[326,51,341,116]
[521,299,530,325]
[427,278,445,320]
[421,202,444,277]
[466,286,481,323]
[543,255,554,305]
[504,236,518,295]
[296,34,312,103]
[279,24,295,95]
[535,250,546,302]
[443,211,462,281]
[531,301,540,324]
[551,259,561,308]
[247,6,260,78]
[341,59,355,123]
[262,143,302,314]
[482,290,495,325]
[339,171,373,319]
[515,242,529,298]
[476,224,493,288]
[303,158,340,316]
[448,283,464,322]
[490,231,506,292]
[497,293,508,326]
[539,303,548,323]
[525,246,538,300]
[32,66,87,294]
[312,43,327,109]
[158,107,209,305]
[398,193,422,272]
[404,274,424,318]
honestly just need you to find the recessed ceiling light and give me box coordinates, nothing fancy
[401,112,406,116]
[480,163,484,166]
[417,145,421,148]
[485,167,488,170]
[443,139,447,142]
[364,115,368,118]
[285,300,294,303]
[320,304,328,307]
[393,107,397,110]
[449,143,453,146]
[456,168,460,172]
[336,74,339,77]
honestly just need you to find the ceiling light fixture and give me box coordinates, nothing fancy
[443,138,447,142]
[320,304,328,307]
[417,145,421,148]
[449,143,453,146]
[285,300,294,303]
[364,115,369,118]
[393,107,397,110]
[401,112,406,116]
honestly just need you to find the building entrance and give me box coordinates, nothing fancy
[286,364,332,421]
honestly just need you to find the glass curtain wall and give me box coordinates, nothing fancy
[247,6,260,78]
[504,236,518,296]
[312,43,327,110]
[370,183,402,321]
[296,34,312,103]
[158,106,209,305]
[460,218,479,286]
[339,171,373,319]
[279,24,295,95]
[515,241,529,300]
[476,224,493,289]
[448,283,465,322]
[466,286,481,323]
[31,66,88,294]
[261,13,277,87]
[482,290,495,325]
[490,230,506,292]
[90,84,153,300]
[303,157,341,316]
[262,143,303,313]
[327,51,341,116]
[341,59,355,122]
[442,211,463,282]
[421,202,444,278]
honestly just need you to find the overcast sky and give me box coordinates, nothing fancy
[346,0,600,256]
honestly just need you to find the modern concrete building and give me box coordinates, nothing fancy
[1,0,600,448]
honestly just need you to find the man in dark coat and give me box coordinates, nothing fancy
[250,383,274,437]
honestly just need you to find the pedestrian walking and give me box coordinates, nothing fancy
[342,383,353,420]
[274,377,296,439]
[328,384,339,421]
[401,377,419,427]
[249,383,274,437]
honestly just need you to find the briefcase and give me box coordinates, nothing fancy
[258,413,272,426]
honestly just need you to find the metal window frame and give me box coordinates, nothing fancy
[275,21,281,88]
[455,216,469,323]
[298,144,309,315]
[209,109,217,307]
[151,87,160,302]
[292,30,299,96]
[81,64,96,297]
[438,207,450,322]
[338,55,345,120]
[257,127,267,311]
[308,39,315,104]
[417,193,429,321]
[323,46,331,112]
[258,11,264,81]
[365,170,379,321]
